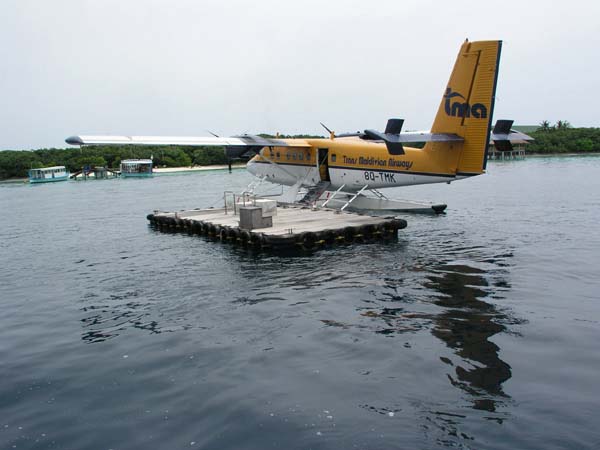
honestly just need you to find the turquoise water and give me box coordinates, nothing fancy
[1,157,599,449]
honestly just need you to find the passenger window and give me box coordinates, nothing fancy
[299,153,303,161]
[292,153,297,160]
[276,152,280,158]
[331,154,337,162]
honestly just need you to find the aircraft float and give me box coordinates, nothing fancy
[67,39,531,213]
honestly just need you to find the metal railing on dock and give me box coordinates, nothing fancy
[223,191,259,215]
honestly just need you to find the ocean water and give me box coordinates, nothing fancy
[1,157,599,449]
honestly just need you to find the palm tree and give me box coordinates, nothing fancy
[538,120,551,131]
[556,120,571,130]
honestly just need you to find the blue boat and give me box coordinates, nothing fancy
[120,159,153,178]
[29,166,70,183]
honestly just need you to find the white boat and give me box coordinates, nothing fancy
[28,166,70,183]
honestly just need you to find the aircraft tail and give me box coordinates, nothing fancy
[427,40,502,175]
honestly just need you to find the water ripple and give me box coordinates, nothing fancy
[2,159,600,449]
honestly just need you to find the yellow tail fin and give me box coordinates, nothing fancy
[428,40,502,175]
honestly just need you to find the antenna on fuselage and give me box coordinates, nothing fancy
[320,122,335,140]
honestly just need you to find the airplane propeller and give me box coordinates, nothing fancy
[320,122,336,139]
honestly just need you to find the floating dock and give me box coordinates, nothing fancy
[147,203,407,252]
[70,166,119,180]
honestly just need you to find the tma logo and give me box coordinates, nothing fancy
[444,88,488,119]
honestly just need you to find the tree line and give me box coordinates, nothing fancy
[1,127,599,179]
[0,145,229,179]
[527,122,600,154]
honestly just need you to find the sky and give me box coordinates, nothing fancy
[1,0,599,149]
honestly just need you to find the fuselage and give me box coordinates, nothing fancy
[246,137,473,192]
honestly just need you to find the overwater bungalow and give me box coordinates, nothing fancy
[120,159,153,177]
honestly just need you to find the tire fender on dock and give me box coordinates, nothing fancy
[323,230,336,246]
[260,233,269,247]
[239,230,251,245]
[219,227,228,241]
[360,224,376,241]
[299,232,317,250]
[227,228,239,241]
[381,222,397,239]
[192,221,202,233]
[392,218,407,230]
[251,233,266,249]
[343,227,356,243]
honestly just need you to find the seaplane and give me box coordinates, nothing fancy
[66,39,531,213]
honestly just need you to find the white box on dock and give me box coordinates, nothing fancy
[235,198,277,217]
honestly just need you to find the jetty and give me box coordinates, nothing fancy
[70,166,119,180]
[147,195,407,252]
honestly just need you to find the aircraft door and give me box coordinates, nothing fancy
[318,148,330,182]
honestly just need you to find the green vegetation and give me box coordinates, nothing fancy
[1,126,599,179]
[527,121,600,154]
[0,145,229,180]
[0,134,326,180]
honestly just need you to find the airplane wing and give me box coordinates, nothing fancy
[66,135,250,146]
[65,134,311,159]
[65,134,310,147]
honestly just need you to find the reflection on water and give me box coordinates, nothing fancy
[426,264,512,412]
[73,226,520,450]
[351,259,515,415]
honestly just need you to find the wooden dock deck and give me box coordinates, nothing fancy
[147,205,407,251]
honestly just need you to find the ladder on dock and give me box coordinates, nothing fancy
[245,175,267,194]
[299,181,331,205]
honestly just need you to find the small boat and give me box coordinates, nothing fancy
[28,166,70,183]
[120,159,153,178]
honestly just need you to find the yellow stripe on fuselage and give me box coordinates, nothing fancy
[252,138,462,177]
[254,144,314,167]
